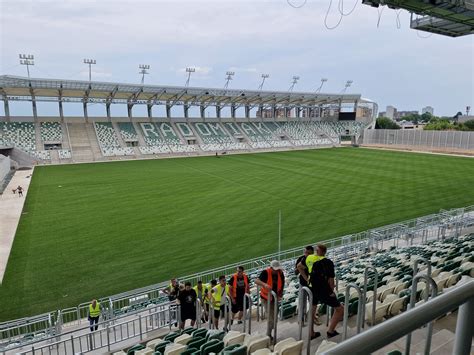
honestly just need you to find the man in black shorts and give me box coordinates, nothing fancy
[228,266,250,324]
[309,244,344,338]
[177,281,197,329]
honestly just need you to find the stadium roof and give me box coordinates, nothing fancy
[0,75,363,107]
[362,0,474,37]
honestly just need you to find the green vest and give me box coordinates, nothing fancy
[89,302,100,317]
[212,284,230,307]
[306,255,325,273]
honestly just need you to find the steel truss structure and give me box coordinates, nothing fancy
[0,75,377,121]
[362,0,474,37]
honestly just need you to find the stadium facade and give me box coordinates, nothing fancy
[0,75,376,165]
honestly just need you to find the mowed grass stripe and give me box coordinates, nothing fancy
[1,147,473,321]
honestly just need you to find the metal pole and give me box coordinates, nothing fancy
[106,324,110,352]
[405,275,438,355]
[256,285,261,321]
[139,315,143,340]
[278,210,282,260]
[452,297,474,355]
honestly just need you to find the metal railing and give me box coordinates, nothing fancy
[297,286,313,355]
[2,204,473,350]
[242,293,252,334]
[342,283,364,340]
[405,275,438,355]
[361,266,378,328]
[323,280,474,355]
[3,302,178,355]
[266,290,278,346]
[413,257,432,278]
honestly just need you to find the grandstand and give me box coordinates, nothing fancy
[0,205,472,354]
[0,75,375,165]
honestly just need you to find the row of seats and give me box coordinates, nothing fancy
[334,234,473,326]
[94,123,135,157]
[0,122,71,160]
[117,328,303,355]
[40,122,62,142]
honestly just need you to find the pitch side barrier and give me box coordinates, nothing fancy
[1,205,473,352]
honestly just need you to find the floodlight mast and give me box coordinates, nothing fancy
[315,78,328,93]
[19,54,34,78]
[83,59,96,82]
[288,76,300,92]
[185,67,195,87]
[139,64,150,85]
[258,74,269,91]
[341,80,353,93]
[224,71,235,90]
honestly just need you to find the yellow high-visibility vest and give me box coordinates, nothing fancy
[212,284,230,307]
[89,302,101,317]
[194,284,209,301]
[305,255,325,274]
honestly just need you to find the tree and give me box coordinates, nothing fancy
[463,120,474,130]
[375,117,401,129]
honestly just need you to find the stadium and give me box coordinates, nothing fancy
[0,0,473,354]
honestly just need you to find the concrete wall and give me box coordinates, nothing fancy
[0,155,10,183]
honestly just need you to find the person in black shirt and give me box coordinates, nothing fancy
[163,278,180,301]
[228,266,250,324]
[177,282,197,329]
[309,244,344,339]
[295,245,313,287]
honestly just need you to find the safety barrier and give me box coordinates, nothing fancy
[342,283,364,340]
[413,257,432,278]
[361,266,378,328]
[324,281,474,355]
[265,290,278,345]
[2,204,473,351]
[297,286,313,355]
[404,275,438,355]
[4,302,178,355]
[242,293,252,334]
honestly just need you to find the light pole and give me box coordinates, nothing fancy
[289,76,300,92]
[19,54,34,78]
[83,59,96,82]
[341,80,353,93]
[139,64,150,85]
[258,73,270,91]
[224,71,235,90]
[316,78,328,93]
[185,67,195,87]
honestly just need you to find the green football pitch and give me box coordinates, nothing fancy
[1,147,474,321]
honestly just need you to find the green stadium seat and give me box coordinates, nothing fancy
[127,344,145,354]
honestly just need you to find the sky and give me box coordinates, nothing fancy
[0,0,473,117]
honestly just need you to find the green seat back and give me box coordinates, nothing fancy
[164,332,181,342]
[192,328,208,339]
[223,345,247,355]
[187,337,207,350]
[127,344,145,355]
[201,340,224,355]
[154,341,171,353]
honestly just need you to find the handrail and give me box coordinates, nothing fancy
[2,205,473,348]
[224,295,232,331]
[323,280,474,355]
[342,283,364,340]
[413,257,432,278]
[242,293,252,334]
[297,286,313,355]
[266,290,278,345]
[2,302,178,354]
[195,299,202,328]
[405,274,438,355]
[256,285,261,322]
[362,265,378,328]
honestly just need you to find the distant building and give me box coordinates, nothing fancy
[386,106,397,120]
[422,106,434,115]
[399,121,426,130]
[396,111,419,120]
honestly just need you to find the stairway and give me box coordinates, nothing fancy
[67,123,95,162]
